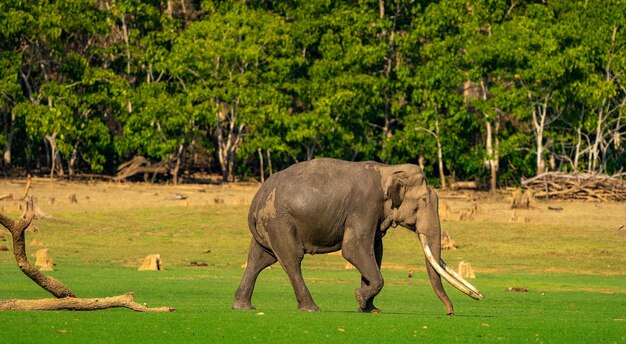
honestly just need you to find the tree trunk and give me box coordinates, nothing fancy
[485,119,499,192]
[3,112,15,169]
[574,125,582,171]
[434,117,446,191]
[0,212,75,298]
[69,145,78,176]
[266,149,273,176]
[215,101,244,183]
[172,143,184,185]
[530,93,549,176]
[45,133,64,179]
[258,148,265,183]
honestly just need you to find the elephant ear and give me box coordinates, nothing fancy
[386,171,407,209]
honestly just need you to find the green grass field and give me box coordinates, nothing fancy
[0,197,625,343]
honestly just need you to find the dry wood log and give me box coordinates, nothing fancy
[0,211,174,312]
[0,292,174,312]
[0,193,13,201]
[506,287,528,292]
[115,156,169,182]
[450,181,477,191]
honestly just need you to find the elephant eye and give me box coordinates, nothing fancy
[418,196,428,208]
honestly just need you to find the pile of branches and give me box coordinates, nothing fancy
[521,172,626,201]
[115,156,169,182]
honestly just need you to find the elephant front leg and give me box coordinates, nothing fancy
[233,239,277,310]
[359,237,383,313]
[342,234,384,313]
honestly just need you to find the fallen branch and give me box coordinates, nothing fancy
[115,156,169,182]
[0,211,174,312]
[0,212,73,298]
[0,292,174,312]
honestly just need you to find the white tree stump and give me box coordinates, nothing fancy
[138,254,163,271]
[458,261,476,279]
[34,248,54,271]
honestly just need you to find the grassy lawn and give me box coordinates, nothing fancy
[0,187,625,343]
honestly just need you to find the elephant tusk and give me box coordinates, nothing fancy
[440,260,485,299]
[418,234,483,301]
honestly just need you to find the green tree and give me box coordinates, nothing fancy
[170,5,291,181]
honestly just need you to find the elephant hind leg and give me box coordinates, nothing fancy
[277,255,319,312]
[233,239,277,310]
[267,225,319,311]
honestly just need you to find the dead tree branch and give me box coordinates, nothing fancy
[521,172,625,201]
[0,212,74,298]
[0,211,175,312]
[0,292,174,312]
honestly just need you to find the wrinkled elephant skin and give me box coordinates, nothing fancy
[233,158,482,314]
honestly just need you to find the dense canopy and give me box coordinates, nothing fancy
[1,0,624,186]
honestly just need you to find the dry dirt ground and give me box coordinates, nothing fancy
[0,178,260,214]
[1,178,624,229]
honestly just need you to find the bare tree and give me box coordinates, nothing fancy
[589,26,626,173]
[215,101,244,182]
[415,112,446,190]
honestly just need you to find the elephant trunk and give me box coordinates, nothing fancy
[421,231,455,315]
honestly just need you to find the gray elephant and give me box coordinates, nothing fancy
[233,158,483,315]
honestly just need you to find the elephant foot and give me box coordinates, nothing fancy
[354,289,381,313]
[232,301,256,310]
[298,304,320,312]
[359,307,382,314]
[355,289,367,310]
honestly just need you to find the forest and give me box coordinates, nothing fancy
[1,0,624,187]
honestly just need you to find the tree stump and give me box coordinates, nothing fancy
[511,188,537,209]
[459,201,479,221]
[23,196,51,219]
[138,254,163,271]
[458,261,476,279]
[34,248,54,271]
[441,231,458,250]
[439,201,453,220]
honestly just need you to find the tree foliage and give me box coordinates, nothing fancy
[1,0,624,185]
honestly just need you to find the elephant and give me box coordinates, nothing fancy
[232,158,483,315]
